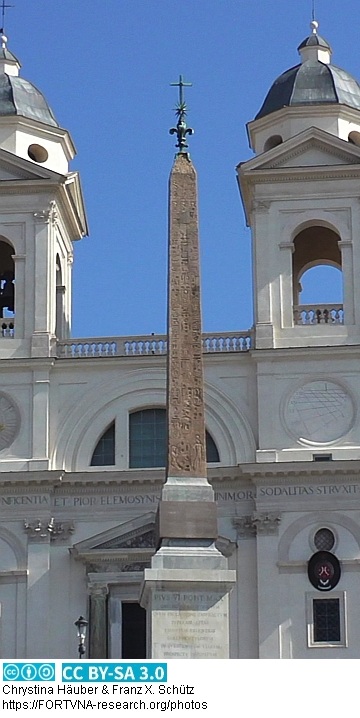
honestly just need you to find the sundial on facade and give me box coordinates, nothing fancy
[0,393,19,450]
[286,380,354,444]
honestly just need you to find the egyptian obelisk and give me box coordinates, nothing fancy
[140,77,235,658]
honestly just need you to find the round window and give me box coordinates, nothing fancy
[313,527,335,552]
[28,144,49,163]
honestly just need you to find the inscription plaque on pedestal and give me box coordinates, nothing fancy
[149,589,230,659]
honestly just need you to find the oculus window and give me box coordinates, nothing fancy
[129,408,220,468]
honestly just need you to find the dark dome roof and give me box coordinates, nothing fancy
[256,61,360,120]
[255,28,360,121]
[0,69,58,127]
[298,34,331,50]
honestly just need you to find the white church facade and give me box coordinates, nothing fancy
[1,22,360,659]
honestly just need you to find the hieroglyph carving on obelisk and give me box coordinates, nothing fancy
[167,77,206,480]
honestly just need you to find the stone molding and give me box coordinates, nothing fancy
[97,529,156,550]
[48,519,75,542]
[88,583,109,597]
[253,200,271,212]
[278,558,360,574]
[24,519,51,541]
[278,511,360,563]
[33,201,58,226]
[232,515,256,539]
[24,518,75,541]
[253,512,281,535]
[265,139,360,169]
[87,560,151,574]
[233,511,282,539]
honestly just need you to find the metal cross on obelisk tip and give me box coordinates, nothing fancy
[169,75,194,153]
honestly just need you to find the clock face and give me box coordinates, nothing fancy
[286,380,354,444]
[0,394,20,451]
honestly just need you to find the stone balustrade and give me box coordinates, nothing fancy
[57,331,253,358]
[1,318,15,337]
[293,304,344,325]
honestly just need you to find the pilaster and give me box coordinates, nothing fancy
[253,201,274,348]
[88,583,108,659]
[338,239,355,325]
[31,207,54,357]
[25,523,51,658]
[31,369,50,466]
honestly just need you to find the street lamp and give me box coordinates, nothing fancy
[74,615,88,658]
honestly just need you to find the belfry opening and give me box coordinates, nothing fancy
[292,225,343,325]
[0,238,15,332]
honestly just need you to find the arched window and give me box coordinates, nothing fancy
[129,409,166,469]
[90,422,115,466]
[300,265,343,304]
[206,431,220,462]
[292,225,343,324]
[263,134,283,152]
[129,408,220,468]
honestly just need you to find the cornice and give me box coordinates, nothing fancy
[247,104,360,134]
[0,461,359,492]
[250,344,360,361]
[71,548,154,564]
[242,165,360,185]
[0,180,63,195]
[278,558,360,573]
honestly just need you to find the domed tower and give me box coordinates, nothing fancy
[238,21,360,350]
[0,32,87,358]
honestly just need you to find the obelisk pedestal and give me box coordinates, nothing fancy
[141,88,235,657]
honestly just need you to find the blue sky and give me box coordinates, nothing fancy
[5,0,358,337]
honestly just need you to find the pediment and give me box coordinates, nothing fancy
[240,127,360,173]
[70,513,157,573]
[70,512,235,573]
[0,147,64,182]
[71,512,157,554]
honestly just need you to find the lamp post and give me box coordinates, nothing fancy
[74,615,88,659]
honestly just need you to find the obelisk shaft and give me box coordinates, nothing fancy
[139,118,235,660]
[166,153,206,479]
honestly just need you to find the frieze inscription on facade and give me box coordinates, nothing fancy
[0,482,360,512]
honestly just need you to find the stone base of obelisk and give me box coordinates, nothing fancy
[140,477,236,659]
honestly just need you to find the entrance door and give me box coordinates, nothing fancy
[121,602,146,658]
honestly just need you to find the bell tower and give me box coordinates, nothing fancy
[238,21,360,350]
[0,31,87,358]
